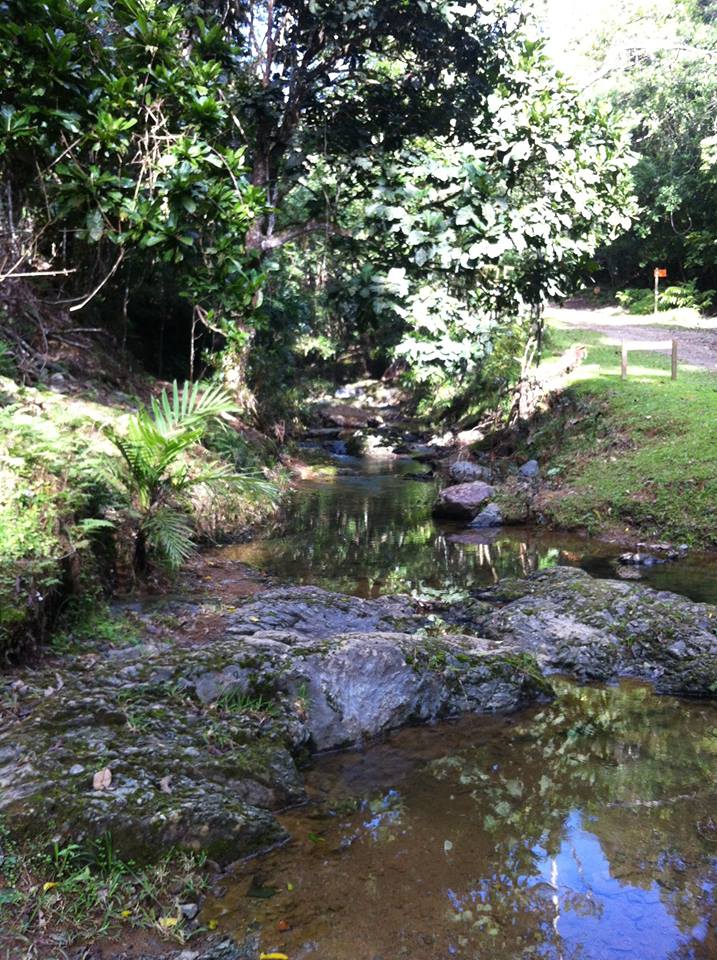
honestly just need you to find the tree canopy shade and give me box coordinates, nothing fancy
[239,2,634,401]
[0,0,265,376]
[226,0,531,254]
[0,0,636,415]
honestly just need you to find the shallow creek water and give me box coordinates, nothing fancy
[205,681,717,960]
[223,458,717,603]
[206,459,717,958]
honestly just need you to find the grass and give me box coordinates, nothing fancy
[0,826,212,952]
[521,314,717,546]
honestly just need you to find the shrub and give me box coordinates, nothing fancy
[103,381,276,571]
[616,280,714,314]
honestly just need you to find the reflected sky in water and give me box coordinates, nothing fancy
[204,682,717,960]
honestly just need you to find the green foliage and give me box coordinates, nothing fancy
[248,8,635,407]
[616,280,714,314]
[104,380,276,570]
[0,0,265,363]
[531,316,717,546]
[0,341,16,377]
[0,383,115,660]
[579,1,717,296]
[2,831,209,945]
[660,280,715,311]
[615,288,656,314]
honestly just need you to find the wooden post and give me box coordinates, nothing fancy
[654,269,659,315]
[671,339,678,380]
[621,341,628,380]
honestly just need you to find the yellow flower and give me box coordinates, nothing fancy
[42,882,58,893]
[207,919,218,930]
[159,916,179,928]
[121,909,132,918]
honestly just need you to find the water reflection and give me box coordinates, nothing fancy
[203,682,717,960]
[223,461,717,603]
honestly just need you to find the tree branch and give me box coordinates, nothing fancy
[254,219,352,252]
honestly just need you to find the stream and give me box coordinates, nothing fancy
[224,457,717,603]
[205,459,717,960]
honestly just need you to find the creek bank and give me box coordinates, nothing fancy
[6,562,717,956]
[5,568,717,876]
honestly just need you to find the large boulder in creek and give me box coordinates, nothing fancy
[433,480,495,520]
[0,587,548,866]
[476,566,717,695]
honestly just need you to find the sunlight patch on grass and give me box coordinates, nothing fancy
[529,320,717,545]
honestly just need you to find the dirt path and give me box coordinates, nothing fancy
[553,304,717,371]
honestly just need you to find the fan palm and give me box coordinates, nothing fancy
[104,381,276,571]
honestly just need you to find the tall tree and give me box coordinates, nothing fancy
[227,0,528,254]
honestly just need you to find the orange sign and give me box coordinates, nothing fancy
[654,267,668,278]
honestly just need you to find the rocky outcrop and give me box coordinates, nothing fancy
[317,403,380,429]
[0,587,547,866]
[7,570,717,875]
[449,460,486,484]
[475,566,717,695]
[433,480,495,520]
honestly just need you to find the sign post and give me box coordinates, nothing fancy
[654,267,667,314]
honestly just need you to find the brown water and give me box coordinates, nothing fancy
[207,461,717,958]
[224,458,717,603]
[204,681,717,960]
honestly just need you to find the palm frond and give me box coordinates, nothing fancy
[150,380,237,436]
[186,466,279,500]
[144,507,195,569]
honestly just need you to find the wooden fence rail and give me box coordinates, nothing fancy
[620,339,678,380]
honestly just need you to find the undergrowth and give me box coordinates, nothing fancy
[0,373,284,661]
[0,826,212,951]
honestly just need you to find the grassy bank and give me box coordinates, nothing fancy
[0,371,284,662]
[518,314,717,546]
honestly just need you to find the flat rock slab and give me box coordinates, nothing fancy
[223,586,424,638]
[317,403,376,428]
[477,566,717,694]
[0,587,546,866]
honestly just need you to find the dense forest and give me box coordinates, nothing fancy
[5,2,717,957]
[1,0,636,405]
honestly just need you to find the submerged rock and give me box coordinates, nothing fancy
[477,566,717,695]
[433,481,495,520]
[0,587,547,866]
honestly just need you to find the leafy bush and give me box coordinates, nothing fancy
[660,280,714,312]
[616,281,714,315]
[0,341,16,376]
[615,288,656,314]
[104,381,276,571]
[0,389,115,661]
